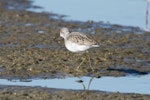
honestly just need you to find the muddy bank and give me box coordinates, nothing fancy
[0,85,150,100]
[0,0,149,79]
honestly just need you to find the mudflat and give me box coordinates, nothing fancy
[0,0,150,100]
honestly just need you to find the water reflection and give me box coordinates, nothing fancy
[76,76,95,90]
[0,74,150,94]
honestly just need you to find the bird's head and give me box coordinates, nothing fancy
[60,27,70,39]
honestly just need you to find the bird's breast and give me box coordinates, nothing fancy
[65,41,90,53]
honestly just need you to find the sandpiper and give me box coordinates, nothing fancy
[60,27,99,71]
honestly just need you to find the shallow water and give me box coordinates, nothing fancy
[29,0,150,30]
[0,74,150,95]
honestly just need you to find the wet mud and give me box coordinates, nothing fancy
[0,85,150,100]
[0,0,150,99]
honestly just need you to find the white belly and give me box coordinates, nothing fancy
[65,41,90,53]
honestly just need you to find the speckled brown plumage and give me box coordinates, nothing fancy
[66,32,98,46]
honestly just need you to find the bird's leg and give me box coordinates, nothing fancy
[86,51,94,71]
[77,56,85,70]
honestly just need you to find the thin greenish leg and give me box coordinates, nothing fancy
[77,57,85,70]
[88,56,94,71]
[86,51,94,71]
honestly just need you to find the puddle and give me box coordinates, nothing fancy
[0,74,150,95]
[34,44,62,49]
[36,30,45,34]
[29,0,150,30]
[0,43,19,48]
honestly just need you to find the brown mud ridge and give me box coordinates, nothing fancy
[0,85,149,100]
[0,0,150,99]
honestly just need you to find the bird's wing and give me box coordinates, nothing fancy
[67,32,98,46]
